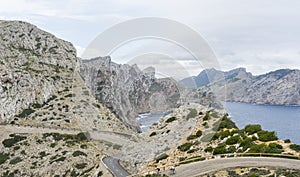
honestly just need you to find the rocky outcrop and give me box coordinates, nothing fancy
[0,20,131,133]
[180,68,300,105]
[79,57,180,131]
[0,20,76,122]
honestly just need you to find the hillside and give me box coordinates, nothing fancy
[79,57,180,131]
[180,68,300,105]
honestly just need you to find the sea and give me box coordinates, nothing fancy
[224,102,300,144]
[136,102,300,144]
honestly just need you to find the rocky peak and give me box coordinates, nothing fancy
[0,20,77,121]
[79,57,180,131]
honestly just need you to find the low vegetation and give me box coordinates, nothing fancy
[165,117,176,123]
[178,142,193,152]
[2,134,27,148]
[155,153,169,163]
[187,108,197,119]
[290,144,300,152]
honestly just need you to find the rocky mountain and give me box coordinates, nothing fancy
[79,57,181,131]
[0,20,130,132]
[180,68,300,105]
[0,20,136,177]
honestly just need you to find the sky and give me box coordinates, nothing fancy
[1,0,300,78]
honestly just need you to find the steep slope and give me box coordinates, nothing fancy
[180,68,300,105]
[0,20,130,133]
[79,57,181,131]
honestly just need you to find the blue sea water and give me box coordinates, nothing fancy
[136,112,169,132]
[224,102,300,144]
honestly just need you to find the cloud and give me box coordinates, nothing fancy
[1,0,299,75]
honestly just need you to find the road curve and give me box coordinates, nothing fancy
[171,157,300,177]
[102,156,131,177]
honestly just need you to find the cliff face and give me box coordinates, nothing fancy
[180,68,300,105]
[79,57,180,131]
[0,20,76,122]
[0,20,130,133]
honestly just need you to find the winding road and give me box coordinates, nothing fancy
[170,157,300,177]
[102,156,131,177]
[2,124,300,177]
[0,124,132,146]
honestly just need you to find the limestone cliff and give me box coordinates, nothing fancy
[0,20,130,133]
[180,68,300,105]
[79,57,180,131]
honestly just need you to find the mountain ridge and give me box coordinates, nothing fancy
[180,67,300,105]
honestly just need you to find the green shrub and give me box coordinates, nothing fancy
[165,117,176,123]
[244,124,262,134]
[2,135,27,147]
[187,109,197,119]
[16,108,35,118]
[187,149,197,153]
[226,135,240,145]
[249,144,268,153]
[76,132,88,141]
[178,142,193,152]
[210,111,219,118]
[267,143,283,154]
[9,157,22,164]
[257,130,278,142]
[72,151,87,157]
[196,130,202,137]
[0,153,9,165]
[213,143,227,155]
[97,171,103,176]
[80,144,88,149]
[204,146,213,152]
[290,144,300,152]
[39,151,47,159]
[50,156,66,164]
[149,132,157,137]
[203,112,210,121]
[75,163,87,169]
[155,153,168,163]
[249,143,282,154]
[217,115,237,130]
[187,135,199,140]
[227,146,236,153]
[240,137,255,151]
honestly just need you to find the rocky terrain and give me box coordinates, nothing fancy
[0,20,133,176]
[0,130,110,177]
[0,20,131,133]
[1,20,299,177]
[180,68,300,105]
[200,167,300,177]
[128,103,300,176]
[79,57,180,131]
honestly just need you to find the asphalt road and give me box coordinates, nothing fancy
[170,157,300,177]
[102,156,131,177]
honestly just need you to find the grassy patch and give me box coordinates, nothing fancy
[187,108,197,119]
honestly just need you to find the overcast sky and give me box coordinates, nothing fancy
[1,0,300,77]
